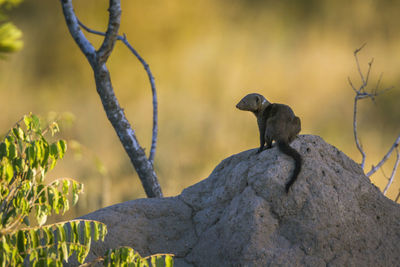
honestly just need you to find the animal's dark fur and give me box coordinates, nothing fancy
[236,93,302,193]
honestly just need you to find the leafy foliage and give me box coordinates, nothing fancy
[102,248,173,267]
[0,220,107,266]
[0,114,103,265]
[0,114,174,266]
[0,0,23,57]
[0,114,80,231]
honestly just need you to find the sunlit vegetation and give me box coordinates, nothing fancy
[0,114,174,265]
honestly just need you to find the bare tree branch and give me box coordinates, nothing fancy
[382,147,400,195]
[77,20,158,164]
[349,44,392,169]
[395,190,400,203]
[349,45,400,195]
[60,0,162,198]
[354,43,367,85]
[351,95,366,168]
[97,0,120,64]
[366,134,400,177]
[349,45,373,168]
[60,0,97,67]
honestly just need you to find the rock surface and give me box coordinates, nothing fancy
[80,135,400,266]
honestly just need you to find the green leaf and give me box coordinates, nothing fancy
[43,226,54,245]
[17,230,25,255]
[0,22,23,53]
[71,181,81,206]
[60,196,69,214]
[48,186,60,213]
[7,142,16,160]
[57,140,66,159]
[165,255,174,267]
[24,115,32,130]
[29,229,39,249]
[12,127,24,140]
[71,221,79,243]
[26,145,35,167]
[13,157,25,173]
[1,235,11,254]
[49,158,57,170]
[49,143,58,157]
[35,141,43,163]
[31,114,41,133]
[62,179,69,195]
[77,245,87,264]
[1,185,10,199]
[93,222,99,241]
[100,222,107,242]
[36,206,48,226]
[41,143,49,167]
[60,242,68,263]
[56,224,66,242]
[84,221,91,244]
[0,142,6,159]
[4,161,13,182]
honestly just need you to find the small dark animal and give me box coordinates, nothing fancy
[236,93,302,193]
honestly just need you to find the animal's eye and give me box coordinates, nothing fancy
[256,97,260,103]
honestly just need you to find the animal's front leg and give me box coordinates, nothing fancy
[257,119,267,153]
[257,134,265,153]
[266,137,273,149]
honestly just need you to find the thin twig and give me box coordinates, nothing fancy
[395,190,400,203]
[364,58,374,87]
[382,147,400,195]
[366,134,400,177]
[351,45,369,168]
[354,43,367,86]
[78,20,158,164]
[352,96,366,168]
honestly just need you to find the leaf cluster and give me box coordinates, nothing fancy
[0,114,81,233]
[0,0,23,56]
[0,114,89,265]
[0,220,107,266]
[0,114,174,266]
[102,248,173,267]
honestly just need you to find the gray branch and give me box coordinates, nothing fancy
[349,45,393,169]
[77,20,158,164]
[60,0,162,198]
[349,45,399,194]
[366,135,400,177]
[97,0,120,64]
[395,190,400,203]
[60,0,97,67]
[382,147,400,195]
[348,44,374,169]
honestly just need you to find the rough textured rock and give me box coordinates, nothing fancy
[80,135,400,266]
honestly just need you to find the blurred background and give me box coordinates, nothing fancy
[1,0,399,220]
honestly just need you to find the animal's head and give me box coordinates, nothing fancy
[236,93,270,113]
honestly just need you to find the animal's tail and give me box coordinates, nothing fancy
[277,140,302,193]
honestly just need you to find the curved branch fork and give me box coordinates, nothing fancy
[60,0,162,198]
[348,44,399,196]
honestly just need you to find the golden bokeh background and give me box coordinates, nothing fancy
[1,0,399,220]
